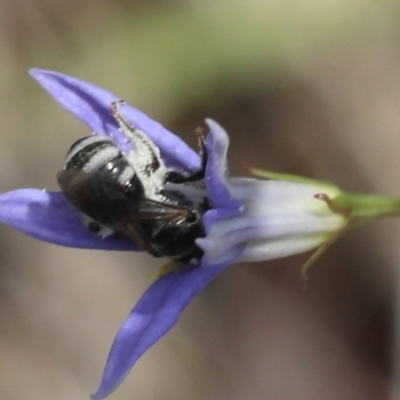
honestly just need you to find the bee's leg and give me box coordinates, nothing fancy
[110,100,163,175]
[110,100,129,133]
[165,127,207,183]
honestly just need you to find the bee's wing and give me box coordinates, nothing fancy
[135,197,190,223]
[57,169,140,223]
[57,169,189,254]
[57,169,153,251]
[57,169,101,217]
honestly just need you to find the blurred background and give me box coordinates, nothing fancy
[0,0,400,399]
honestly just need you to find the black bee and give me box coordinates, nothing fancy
[57,100,209,262]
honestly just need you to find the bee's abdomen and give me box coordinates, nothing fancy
[64,136,136,185]
[65,136,118,171]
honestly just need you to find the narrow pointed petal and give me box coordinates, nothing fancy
[204,119,242,211]
[196,120,245,265]
[91,252,243,399]
[30,69,200,171]
[0,189,138,250]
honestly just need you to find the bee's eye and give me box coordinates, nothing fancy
[186,211,199,224]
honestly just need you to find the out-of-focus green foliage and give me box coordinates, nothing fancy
[26,0,400,116]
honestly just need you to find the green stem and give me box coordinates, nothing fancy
[347,193,400,227]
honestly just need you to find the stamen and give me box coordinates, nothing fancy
[148,260,184,282]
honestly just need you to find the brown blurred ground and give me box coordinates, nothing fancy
[0,1,399,399]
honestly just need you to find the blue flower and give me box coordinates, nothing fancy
[0,70,395,398]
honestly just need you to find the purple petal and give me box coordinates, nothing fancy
[197,208,244,265]
[0,189,138,251]
[204,119,242,210]
[91,253,243,399]
[30,69,200,171]
[194,119,245,266]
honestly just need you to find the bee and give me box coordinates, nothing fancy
[57,100,209,262]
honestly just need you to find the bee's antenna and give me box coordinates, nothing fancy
[195,126,207,172]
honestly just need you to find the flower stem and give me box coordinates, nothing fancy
[347,193,400,227]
